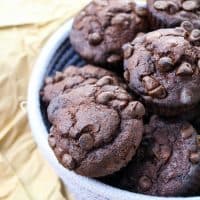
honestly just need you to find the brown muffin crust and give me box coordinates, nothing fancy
[41,64,125,104]
[147,0,200,29]
[70,0,148,66]
[42,66,145,177]
[120,115,200,196]
[123,26,200,118]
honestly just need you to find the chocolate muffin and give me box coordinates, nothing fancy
[41,64,125,104]
[45,74,145,177]
[70,0,148,66]
[147,0,200,29]
[120,115,200,196]
[123,26,200,118]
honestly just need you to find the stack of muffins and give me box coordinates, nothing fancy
[41,0,200,197]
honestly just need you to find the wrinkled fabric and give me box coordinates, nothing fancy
[0,0,90,199]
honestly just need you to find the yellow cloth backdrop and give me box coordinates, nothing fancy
[0,1,90,199]
[0,0,145,199]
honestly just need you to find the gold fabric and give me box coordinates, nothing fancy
[0,1,90,199]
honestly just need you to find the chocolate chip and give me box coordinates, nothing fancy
[54,147,64,158]
[153,1,169,10]
[192,29,200,38]
[175,27,187,35]
[60,139,69,150]
[83,78,97,85]
[45,77,53,85]
[80,11,86,17]
[181,124,194,139]
[148,85,167,99]
[189,152,200,164]
[97,92,115,104]
[88,32,103,45]
[139,176,152,191]
[74,20,84,30]
[176,62,193,76]
[182,1,198,11]
[54,71,64,82]
[106,12,115,17]
[158,57,173,72]
[133,101,146,118]
[189,29,200,41]
[69,127,79,138]
[80,124,100,134]
[96,76,113,86]
[48,135,56,148]
[181,21,194,33]
[110,100,127,110]
[142,76,160,91]
[124,70,130,81]
[167,1,179,14]
[111,13,130,25]
[123,43,134,59]
[180,88,193,104]
[62,154,76,169]
[79,134,94,150]
[160,145,171,161]
[135,6,147,17]
[198,60,200,70]
[124,101,145,119]
[107,54,122,64]
[117,93,129,101]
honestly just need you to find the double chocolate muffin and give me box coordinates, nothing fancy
[70,0,148,66]
[123,26,200,118]
[119,116,200,196]
[43,65,145,177]
[147,0,200,29]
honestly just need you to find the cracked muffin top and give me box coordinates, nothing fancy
[41,65,145,177]
[70,0,148,67]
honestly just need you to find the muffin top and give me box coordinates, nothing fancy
[70,0,148,66]
[41,64,125,103]
[123,26,200,116]
[120,115,200,196]
[147,0,200,28]
[44,66,145,177]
